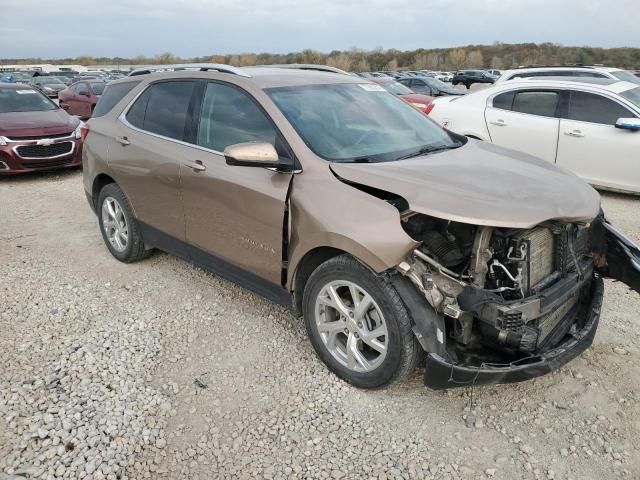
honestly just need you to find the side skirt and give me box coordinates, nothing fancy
[139,222,293,309]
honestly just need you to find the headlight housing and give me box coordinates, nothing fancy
[0,136,7,146]
[73,123,84,140]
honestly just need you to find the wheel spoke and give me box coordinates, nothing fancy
[318,320,345,350]
[318,285,351,318]
[353,291,374,321]
[106,200,116,219]
[346,333,370,371]
[360,325,386,353]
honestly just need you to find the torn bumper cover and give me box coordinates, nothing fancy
[424,274,603,389]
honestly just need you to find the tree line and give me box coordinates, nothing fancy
[3,43,640,71]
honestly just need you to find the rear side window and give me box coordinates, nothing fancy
[568,91,632,125]
[93,81,140,117]
[512,91,559,117]
[196,82,278,152]
[73,83,88,95]
[492,91,515,110]
[126,81,196,141]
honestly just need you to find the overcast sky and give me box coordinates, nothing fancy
[2,0,638,59]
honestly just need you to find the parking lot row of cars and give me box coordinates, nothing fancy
[1,63,639,189]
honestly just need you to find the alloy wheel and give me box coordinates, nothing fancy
[314,280,388,372]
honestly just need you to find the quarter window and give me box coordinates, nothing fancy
[196,82,279,153]
[568,91,632,125]
[511,91,559,117]
[492,91,515,110]
[93,81,140,117]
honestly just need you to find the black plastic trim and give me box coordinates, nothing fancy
[139,222,293,308]
[424,274,603,389]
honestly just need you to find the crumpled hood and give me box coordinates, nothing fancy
[0,109,79,137]
[330,140,601,229]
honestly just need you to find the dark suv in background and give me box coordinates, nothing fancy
[452,70,496,89]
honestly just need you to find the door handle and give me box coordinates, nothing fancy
[115,136,130,146]
[564,130,584,138]
[490,119,506,126]
[184,160,206,172]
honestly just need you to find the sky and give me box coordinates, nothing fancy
[1,0,638,59]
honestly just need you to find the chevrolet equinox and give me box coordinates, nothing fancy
[82,64,640,389]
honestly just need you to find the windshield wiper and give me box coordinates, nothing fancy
[396,143,461,160]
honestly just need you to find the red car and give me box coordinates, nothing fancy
[59,80,107,119]
[369,77,434,113]
[0,84,83,174]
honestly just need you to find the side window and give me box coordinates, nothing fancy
[568,91,632,125]
[126,88,150,129]
[511,90,559,117]
[492,91,515,110]
[74,83,88,95]
[93,81,140,117]
[136,81,196,140]
[196,82,280,154]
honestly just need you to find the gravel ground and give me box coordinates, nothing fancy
[1,170,639,480]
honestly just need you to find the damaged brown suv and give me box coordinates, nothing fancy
[83,64,640,389]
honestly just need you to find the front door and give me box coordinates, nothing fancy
[556,90,640,192]
[485,89,561,163]
[180,81,293,286]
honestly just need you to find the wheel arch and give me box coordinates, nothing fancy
[91,173,117,212]
[290,241,391,316]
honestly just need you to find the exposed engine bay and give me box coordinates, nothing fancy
[397,211,600,365]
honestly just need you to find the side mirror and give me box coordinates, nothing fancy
[224,141,291,170]
[80,91,90,97]
[615,118,640,131]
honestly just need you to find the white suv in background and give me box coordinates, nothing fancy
[426,78,640,194]
[496,66,640,84]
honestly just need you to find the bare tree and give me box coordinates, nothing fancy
[447,49,467,70]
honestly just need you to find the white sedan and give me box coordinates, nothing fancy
[427,78,640,194]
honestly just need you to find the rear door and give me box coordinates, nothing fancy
[484,88,561,163]
[108,80,201,241]
[180,81,293,286]
[556,90,640,192]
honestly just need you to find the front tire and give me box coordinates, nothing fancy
[303,255,421,388]
[97,183,150,263]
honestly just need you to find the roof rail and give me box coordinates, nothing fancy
[253,64,350,75]
[128,63,251,78]
[515,64,596,70]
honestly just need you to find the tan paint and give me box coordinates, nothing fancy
[84,68,602,294]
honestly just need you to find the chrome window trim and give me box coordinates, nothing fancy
[13,141,75,160]
[117,82,302,172]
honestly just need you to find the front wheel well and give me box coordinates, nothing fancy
[292,247,349,315]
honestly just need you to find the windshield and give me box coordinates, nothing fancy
[267,83,459,162]
[612,70,640,85]
[378,81,413,95]
[90,83,107,95]
[620,86,640,110]
[424,77,450,90]
[0,88,57,113]
[38,78,64,85]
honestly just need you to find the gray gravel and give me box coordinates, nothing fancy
[1,170,639,480]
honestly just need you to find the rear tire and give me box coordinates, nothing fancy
[303,255,421,389]
[97,183,151,263]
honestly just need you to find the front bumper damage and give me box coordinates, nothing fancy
[425,273,603,389]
